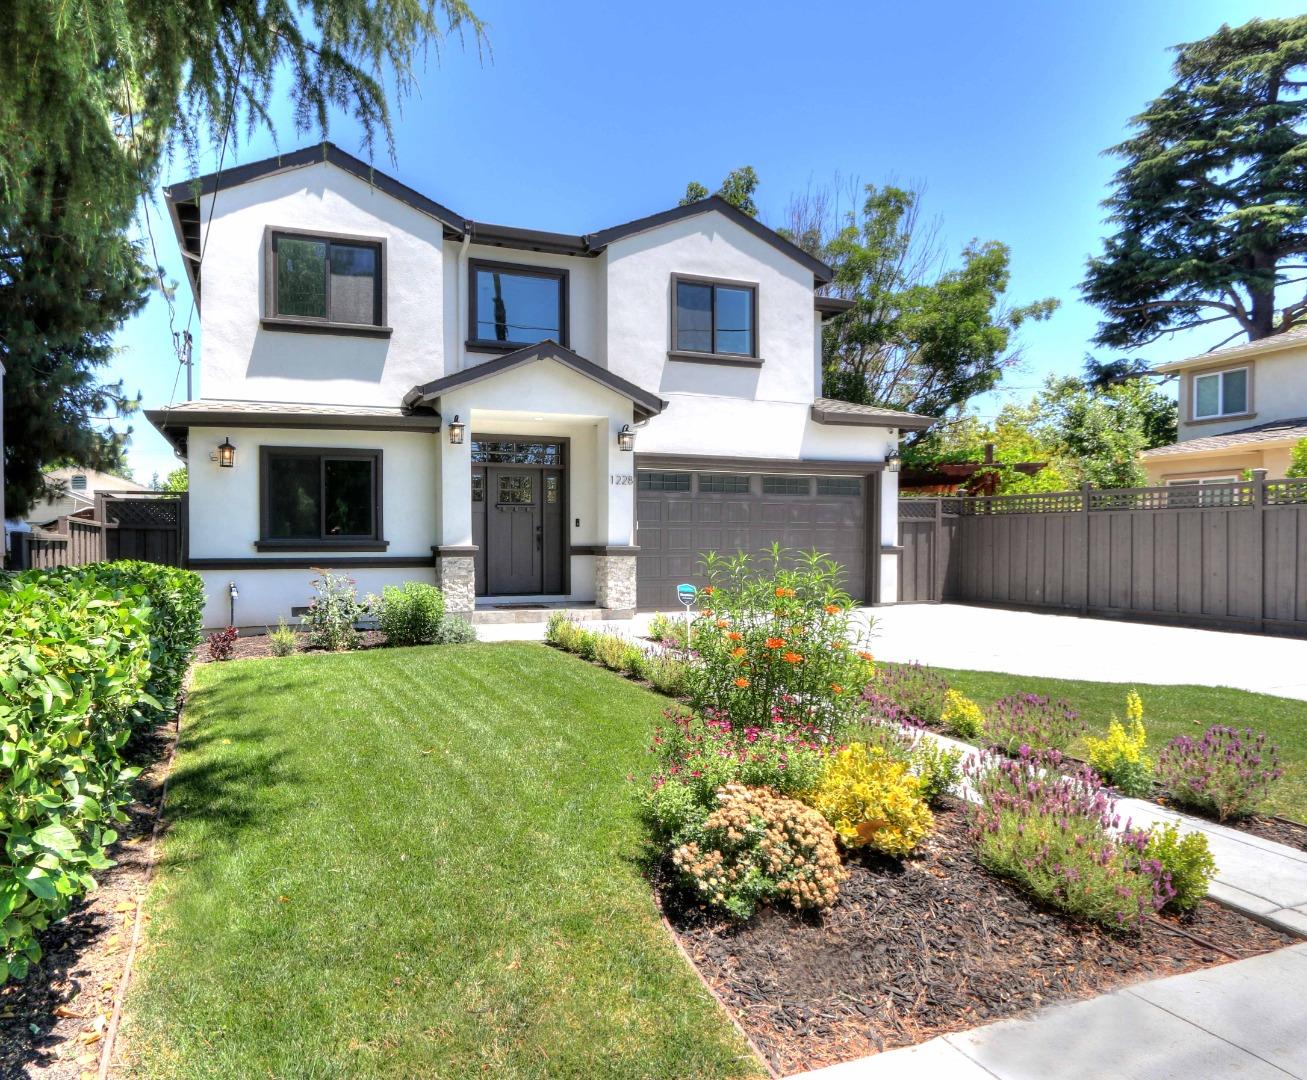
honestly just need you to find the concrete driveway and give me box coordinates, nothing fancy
[858,604,1307,701]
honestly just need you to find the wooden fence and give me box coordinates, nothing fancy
[10,493,186,571]
[898,473,1307,637]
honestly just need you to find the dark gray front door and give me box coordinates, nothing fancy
[487,468,541,594]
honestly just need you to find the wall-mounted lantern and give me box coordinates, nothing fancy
[885,448,901,473]
[617,424,636,452]
[448,415,465,445]
[213,436,236,468]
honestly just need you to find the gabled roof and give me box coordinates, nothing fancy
[1154,325,1307,374]
[809,397,935,432]
[1140,416,1307,459]
[163,142,837,307]
[404,340,667,421]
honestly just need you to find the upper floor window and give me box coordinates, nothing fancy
[265,229,386,332]
[469,260,567,350]
[672,275,757,359]
[1193,367,1248,419]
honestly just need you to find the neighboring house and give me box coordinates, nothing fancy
[147,143,929,629]
[1142,329,1307,487]
[25,466,148,526]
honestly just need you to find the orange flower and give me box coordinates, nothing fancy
[765,637,786,650]
[857,651,875,662]
[715,618,730,628]
[727,631,742,642]
[731,647,746,659]
[702,585,715,595]
[734,677,750,688]
[825,604,841,615]
[701,609,713,617]
[830,641,845,650]
[831,684,844,694]
[782,651,804,664]
[774,586,795,598]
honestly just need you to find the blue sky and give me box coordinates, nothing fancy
[112,0,1302,483]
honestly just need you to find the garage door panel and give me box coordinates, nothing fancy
[636,469,869,608]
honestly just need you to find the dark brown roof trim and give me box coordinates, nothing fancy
[145,406,441,454]
[405,339,667,421]
[815,295,856,319]
[468,222,589,256]
[809,400,935,431]
[586,196,834,285]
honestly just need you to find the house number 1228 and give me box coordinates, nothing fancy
[610,475,634,485]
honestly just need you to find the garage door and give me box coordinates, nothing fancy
[634,468,870,609]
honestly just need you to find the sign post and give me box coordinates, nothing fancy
[675,583,697,647]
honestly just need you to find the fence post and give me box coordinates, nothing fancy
[1252,468,1267,633]
[1080,482,1092,616]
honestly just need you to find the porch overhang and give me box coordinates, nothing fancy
[403,340,667,422]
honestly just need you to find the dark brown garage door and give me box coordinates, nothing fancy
[634,469,869,609]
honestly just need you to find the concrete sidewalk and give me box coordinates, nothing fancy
[791,945,1307,1079]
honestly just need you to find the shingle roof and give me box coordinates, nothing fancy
[1154,325,1307,373]
[809,398,936,431]
[1141,416,1307,458]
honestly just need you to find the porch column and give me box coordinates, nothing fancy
[592,413,637,615]
[434,392,475,613]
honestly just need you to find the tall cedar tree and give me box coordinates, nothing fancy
[1084,16,1307,347]
[0,0,482,517]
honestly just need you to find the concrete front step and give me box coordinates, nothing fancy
[470,604,627,625]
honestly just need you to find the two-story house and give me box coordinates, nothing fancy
[147,144,930,629]
[1142,329,1307,488]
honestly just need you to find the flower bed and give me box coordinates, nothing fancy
[660,800,1293,1076]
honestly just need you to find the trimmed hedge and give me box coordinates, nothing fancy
[0,562,203,980]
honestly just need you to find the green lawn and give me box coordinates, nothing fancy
[926,666,1307,822]
[124,643,760,1079]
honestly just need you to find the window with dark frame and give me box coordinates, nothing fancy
[698,473,751,493]
[262,449,381,542]
[471,440,562,465]
[270,231,383,327]
[673,277,757,357]
[469,261,567,348]
[762,475,812,496]
[816,476,861,497]
[637,471,691,492]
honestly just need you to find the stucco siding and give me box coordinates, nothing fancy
[196,163,447,406]
[1177,349,1307,440]
[198,567,437,631]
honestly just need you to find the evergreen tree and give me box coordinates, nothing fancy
[681,167,760,216]
[1084,16,1307,347]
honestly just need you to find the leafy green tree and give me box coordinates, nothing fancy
[0,0,484,517]
[681,167,760,216]
[902,412,1071,495]
[161,467,189,492]
[1288,438,1307,478]
[1084,16,1307,348]
[816,184,1057,420]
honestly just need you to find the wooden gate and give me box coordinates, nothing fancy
[897,498,958,603]
[99,492,187,566]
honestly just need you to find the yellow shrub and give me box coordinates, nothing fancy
[805,744,934,857]
[1126,689,1143,725]
[940,689,985,740]
[1085,717,1150,770]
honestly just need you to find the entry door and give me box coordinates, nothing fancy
[487,468,542,594]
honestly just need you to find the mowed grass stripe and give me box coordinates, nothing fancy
[124,643,759,1079]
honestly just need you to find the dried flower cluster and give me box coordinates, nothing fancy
[671,784,846,918]
[1156,726,1283,821]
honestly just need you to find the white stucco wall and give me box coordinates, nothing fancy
[198,567,437,631]
[195,163,447,406]
[1176,346,1307,440]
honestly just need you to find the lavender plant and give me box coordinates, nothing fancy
[1155,726,1283,821]
[964,747,1174,929]
[984,693,1083,754]
[862,662,949,727]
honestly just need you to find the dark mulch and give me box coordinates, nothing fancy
[193,630,386,664]
[0,722,175,1080]
[660,800,1296,1077]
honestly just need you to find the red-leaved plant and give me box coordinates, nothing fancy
[206,626,239,661]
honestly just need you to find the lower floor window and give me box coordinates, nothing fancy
[262,448,381,541]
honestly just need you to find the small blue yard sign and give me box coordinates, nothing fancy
[675,583,697,608]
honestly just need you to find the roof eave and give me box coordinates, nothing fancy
[809,402,936,431]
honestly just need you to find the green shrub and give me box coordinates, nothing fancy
[1145,822,1217,913]
[593,632,635,672]
[267,618,298,657]
[637,652,690,697]
[670,784,847,919]
[575,628,600,662]
[621,644,646,677]
[0,569,157,980]
[302,570,369,651]
[647,612,689,649]
[376,581,444,646]
[688,546,875,738]
[431,614,477,644]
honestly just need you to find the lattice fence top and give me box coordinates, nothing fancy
[899,500,940,519]
[104,495,181,527]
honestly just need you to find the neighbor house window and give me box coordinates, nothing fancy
[469,260,567,348]
[267,230,384,327]
[259,447,382,545]
[672,276,757,358]
[1193,367,1248,419]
